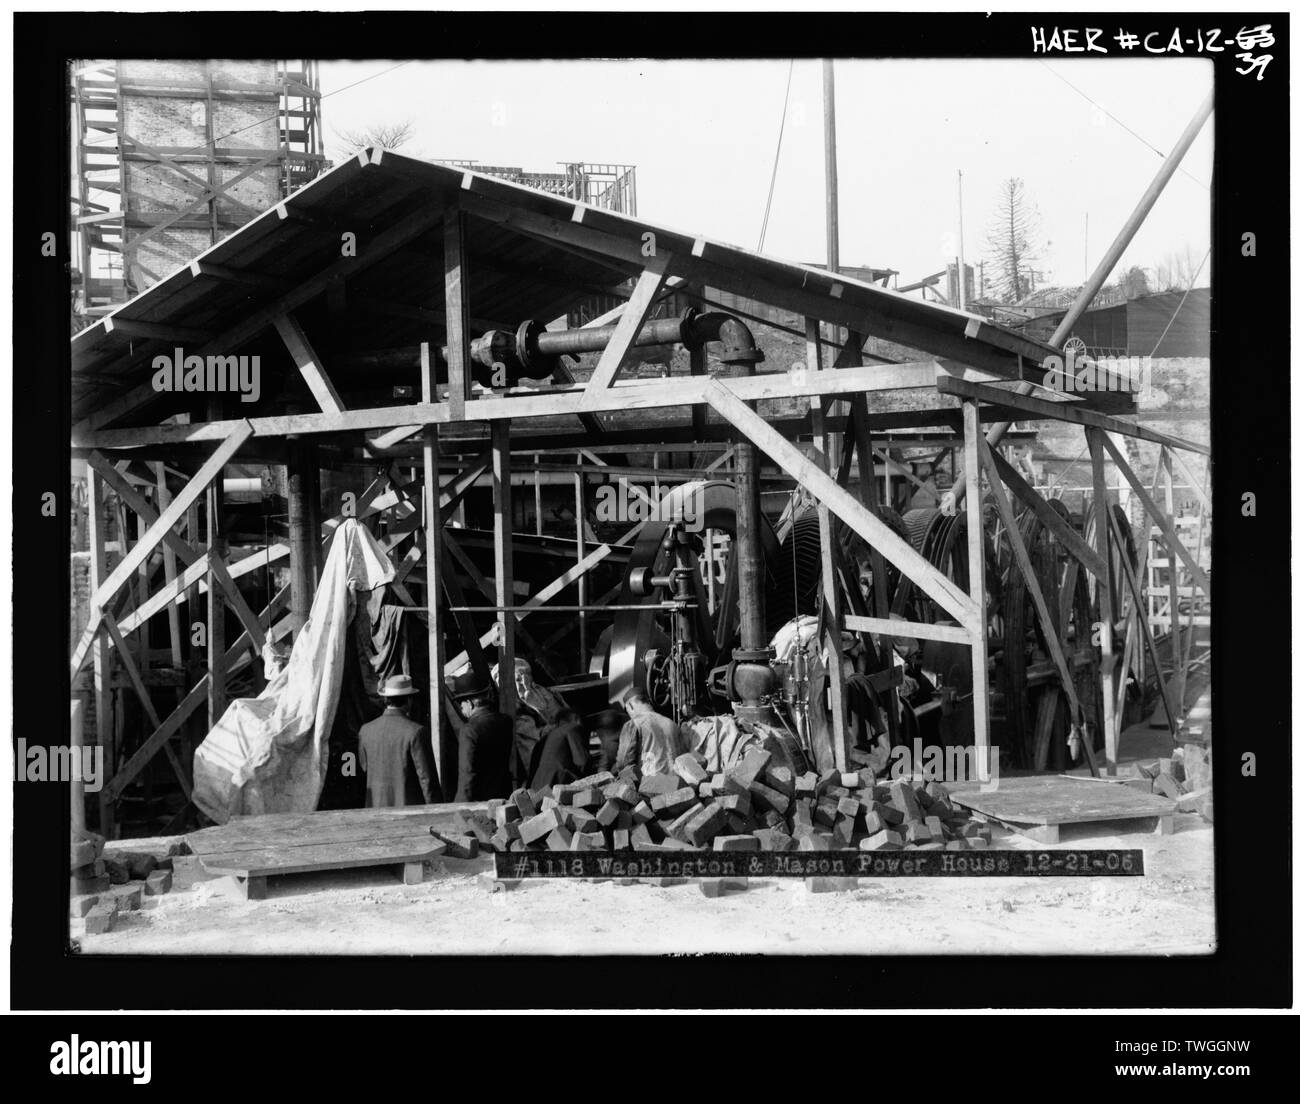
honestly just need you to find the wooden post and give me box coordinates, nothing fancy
[962,400,990,759]
[207,402,227,731]
[287,439,313,637]
[574,466,588,672]
[70,700,85,835]
[444,208,472,421]
[85,465,115,838]
[806,318,848,770]
[534,454,543,536]
[420,343,450,787]
[1086,427,1119,774]
[492,420,517,718]
[1162,449,1184,718]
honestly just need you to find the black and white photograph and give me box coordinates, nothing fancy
[6,4,1294,1053]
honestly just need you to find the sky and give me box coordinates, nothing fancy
[318,57,1213,295]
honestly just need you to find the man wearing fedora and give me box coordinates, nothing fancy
[357,674,443,807]
[449,670,514,802]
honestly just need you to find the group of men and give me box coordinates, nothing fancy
[356,672,688,810]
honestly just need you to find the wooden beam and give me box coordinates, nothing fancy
[74,360,997,451]
[979,433,1097,776]
[844,615,971,645]
[207,553,266,655]
[581,251,674,399]
[103,317,210,344]
[986,447,1108,580]
[491,420,516,716]
[71,424,252,679]
[444,208,472,420]
[85,465,115,838]
[420,342,451,791]
[86,451,198,568]
[1098,432,1211,594]
[962,401,991,757]
[273,312,345,414]
[1087,428,1119,774]
[189,259,292,294]
[937,374,1210,456]
[704,379,980,631]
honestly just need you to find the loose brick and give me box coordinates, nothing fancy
[966,837,989,850]
[797,832,831,852]
[603,781,639,805]
[715,791,752,816]
[513,789,538,817]
[519,809,562,844]
[638,773,682,797]
[714,834,759,852]
[750,781,790,816]
[595,799,622,828]
[730,747,771,789]
[71,873,111,896]
[924,780,951,802]
[666,804,705,842]
[889,781,923,820]
[630,824,655,849]
[903,821,932,845]
[763,765,796,799]
[540,796,561,812]
[70,837,102,870]
[673,754,710,787]
[793,800,814,829]
[570,832,594,852]
[70,894,99,918]
[1152,773,1182,801]
[698,783,714,798]
[495,804,521,827]
[433,832,479,859]
[860,830,904,851]
[802,877,859,893]
[72,858,106,879]
[684,804,728,847]
[546,826,573,851]
[83,902,116,935]
[753,827,794,852]
[813,799,838,828]
[630,800,654,824]
[572,789,603,809]
[490,828,512,852]
[107,883,144,911]
[945,840,967,851]
[568,809,598,832]
[915,842,945,851]
[924,815,944,837]
[725,812,751,835]
[815,769,841,796]
[651,787,697,817]
[104,857,131,885]
[761,809,785,829]
[612,829,631,850]
[832,818,855,847]
[840,771,862,789]
[864,810,887,836]
[795,772,818,797]
[657,836,693,851]
[837,796,861,821]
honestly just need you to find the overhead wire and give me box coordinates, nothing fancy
[757,60,796,252]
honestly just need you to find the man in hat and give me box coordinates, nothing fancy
[613,689,685,777]
[357,674,443,807]
[451,672,514,802]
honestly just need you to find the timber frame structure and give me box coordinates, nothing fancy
[70,148,1212,836]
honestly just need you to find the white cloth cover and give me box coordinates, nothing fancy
[192,519,396,823]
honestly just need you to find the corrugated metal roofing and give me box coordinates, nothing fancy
[71,148,1059,433]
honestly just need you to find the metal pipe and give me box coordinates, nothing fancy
[948,90,1214,508]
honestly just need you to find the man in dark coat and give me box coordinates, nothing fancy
[591,708,628,775]
[453,681,514,802]
[529,708,591,789]
[357,674,442,807]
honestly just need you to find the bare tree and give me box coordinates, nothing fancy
[333,120,417,157]
[1149,245,1202,293]
[984,178,1042,304]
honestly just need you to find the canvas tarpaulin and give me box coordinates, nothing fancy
[193,519,396,823]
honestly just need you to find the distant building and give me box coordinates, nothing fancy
[1021,288,1210,358]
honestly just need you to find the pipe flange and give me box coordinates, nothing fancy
[515,318,558,378]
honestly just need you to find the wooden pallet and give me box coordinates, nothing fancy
[947,776,1177,844]
[187,803,487,899]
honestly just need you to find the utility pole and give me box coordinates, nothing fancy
[957,169,967,310]
[823,59,839,275]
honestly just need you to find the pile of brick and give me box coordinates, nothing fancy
[70,829,180,936]
[1138,745,1212,822]
[437,745,991,860]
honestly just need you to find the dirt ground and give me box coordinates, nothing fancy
[76,809,1214,957]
